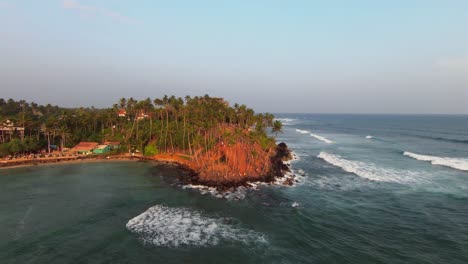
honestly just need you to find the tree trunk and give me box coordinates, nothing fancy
[182,113,186,151]
[47,133,51,154]
[164,110,169,152]
[149,114,153,140]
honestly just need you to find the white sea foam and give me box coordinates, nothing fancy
[184,170,305,199]
[182,184,248,200]
[366,135,373,139]
[295,129,310,134]
[126,205,267,247]
[182,151,304,199]
[404,151,468,172]
[284,150,300,164]
[317,152,419,183]
[310,133,334,144]
[274,118,295,125]
[275,118,295,122]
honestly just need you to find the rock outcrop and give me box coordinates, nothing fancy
[168,141,293,189]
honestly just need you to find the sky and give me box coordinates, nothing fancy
[1,0,467,114]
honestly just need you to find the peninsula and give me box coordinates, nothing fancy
[0,96,291,187]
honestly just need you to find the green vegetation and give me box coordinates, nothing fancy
[0,96,281,159]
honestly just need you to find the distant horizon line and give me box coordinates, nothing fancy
[274,112,468,116]
[1,97,466,116]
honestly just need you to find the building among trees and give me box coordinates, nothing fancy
[71,142,99,155]
[0,120,24,143]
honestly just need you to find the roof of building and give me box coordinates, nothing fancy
[118,109,126,116]
[71,142,99,151]
[95,145,109,150]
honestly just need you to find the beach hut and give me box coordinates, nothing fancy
[103,141,120,150]
[93,145,111,154]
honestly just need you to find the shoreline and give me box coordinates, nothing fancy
[1,143,295,190]
[0,154,158,170]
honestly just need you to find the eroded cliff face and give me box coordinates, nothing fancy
[190,141,275,186]
[154,140,292,188]
[149,124,292,188]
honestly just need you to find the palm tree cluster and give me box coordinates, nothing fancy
[112,95,280,157]
[0,96,283,162]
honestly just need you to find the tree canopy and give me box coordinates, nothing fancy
[0,96,282,159]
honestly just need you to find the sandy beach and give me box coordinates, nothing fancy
[0,154,152,170]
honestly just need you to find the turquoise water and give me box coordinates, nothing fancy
[1,114,468,263]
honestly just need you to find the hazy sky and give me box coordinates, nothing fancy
[1,0,467,113]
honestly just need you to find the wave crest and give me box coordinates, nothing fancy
[295,129,310,134]
[310,133,334,144]
[403,151,468,172]
[318,152,418,183]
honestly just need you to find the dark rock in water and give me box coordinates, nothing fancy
[270,142,293,178]
[282,178,294,186]
[281,163,291,172]
[277,142,292,160]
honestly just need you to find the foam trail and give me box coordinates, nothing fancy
[295,129,310,134]
[182,185,247,200]
[274,118,295,125]
[310,133,334,144]
[404,152,468,172]
[126,205,267,247]
[318,152,419,183]
[275,118,295,122]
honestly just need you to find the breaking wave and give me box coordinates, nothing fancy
[274,118,295,125]
[317,152,419,183]
[310,133,334,144]
[403,151,468,172]
[295,129,310,134]
[126,205,267,247]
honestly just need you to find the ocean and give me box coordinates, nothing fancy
[1,114,467,263]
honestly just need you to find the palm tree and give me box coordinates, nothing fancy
[119,98,127,110]
[264,113,274,127]
[44,127,53,154]
[57,126,71,151]
[272,120,283,136]
[44,117,58,153]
